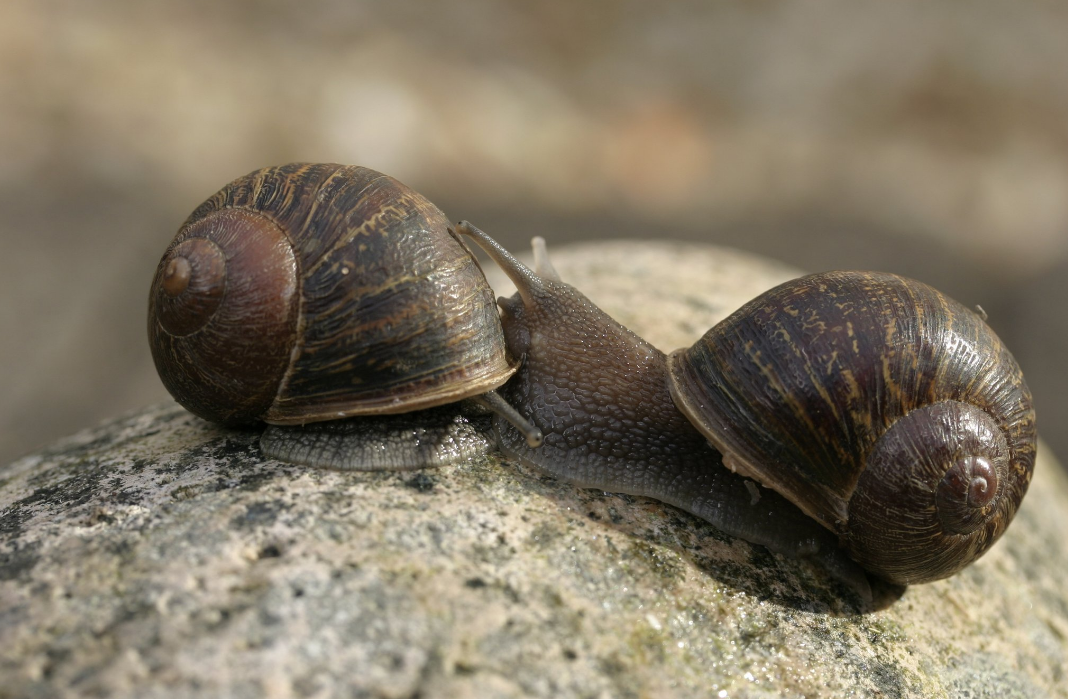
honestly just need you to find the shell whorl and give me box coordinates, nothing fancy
[667,271,1036,584]
[149,207,298,424]
[843,398,1011,582]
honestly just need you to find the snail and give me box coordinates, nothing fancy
[148,163,541,471]
[451,222,1036,589]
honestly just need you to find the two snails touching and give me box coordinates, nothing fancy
[149,163,1037,592]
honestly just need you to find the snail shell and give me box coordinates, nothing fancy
[148,163,516,428]
[667,271,1035,584]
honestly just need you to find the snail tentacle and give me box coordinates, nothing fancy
[531,236,562,281]
[472,389,543,447]
[453,221,544,307]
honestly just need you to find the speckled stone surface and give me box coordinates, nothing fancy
[1,242,1065,698]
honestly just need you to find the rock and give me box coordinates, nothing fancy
[1,241,1065,699]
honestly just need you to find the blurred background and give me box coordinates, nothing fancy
[2,1,1066,467]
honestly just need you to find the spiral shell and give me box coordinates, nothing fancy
[667,271,1036,584]
[148,163,515,426]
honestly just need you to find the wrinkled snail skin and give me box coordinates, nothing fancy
[148,163,541,470]
[455,222,1036,588]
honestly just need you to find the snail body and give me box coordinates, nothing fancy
[148,163,540,469]
[455,223,1036,588]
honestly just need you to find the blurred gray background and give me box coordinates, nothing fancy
[2,1,1066,467]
